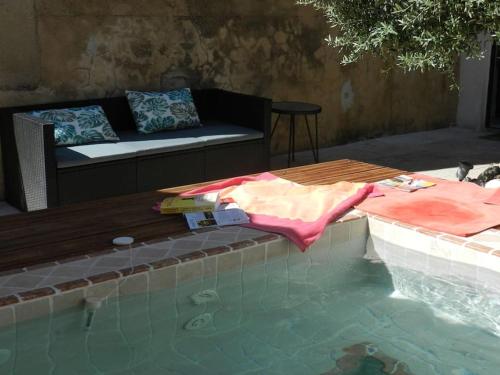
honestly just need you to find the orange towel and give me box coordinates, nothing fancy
[219,178,367,223]
[358,174,500,236]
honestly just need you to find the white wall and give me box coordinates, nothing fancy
[456,35,493,130]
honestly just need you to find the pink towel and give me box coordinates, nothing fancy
[182,173,374,250]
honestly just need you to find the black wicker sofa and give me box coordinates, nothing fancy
[0,89,271,211]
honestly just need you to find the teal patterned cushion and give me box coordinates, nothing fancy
[29,105,119,146]
[126,88,201,134]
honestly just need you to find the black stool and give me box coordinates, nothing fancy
[271,101,321,167]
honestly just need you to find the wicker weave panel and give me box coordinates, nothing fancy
[13,114,51,211]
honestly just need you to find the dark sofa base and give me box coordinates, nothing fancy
[57,139,267,205]
[1,88,271,211]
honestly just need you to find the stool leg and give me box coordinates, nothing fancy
[271,114,280,138]
[291,114,296,162]
[304,115,318,163]
[315,113,319,162]
[287,115,292,167]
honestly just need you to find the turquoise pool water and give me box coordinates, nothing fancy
[0,243,499,375]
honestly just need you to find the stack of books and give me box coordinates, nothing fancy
[159,192,249,230]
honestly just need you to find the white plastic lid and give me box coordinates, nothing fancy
[112,236,134,246]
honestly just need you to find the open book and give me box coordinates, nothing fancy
[184,203,249,230]
[377,175,435,192]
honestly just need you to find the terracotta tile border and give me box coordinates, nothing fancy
[15,215,499,316]
[176,251,206,263]
[17,215,489,326]
[144,235,174,246]
[415,227,441,238]
[254,234,281,244]
[87,271,121,284]
[55,279,89,292]
[203,246,231,256]
[15,227,220,266]
[0,227,223,278]
[0,234,273,311]
[464,242,492,254]
[3,215,500,307]
[363,212,499,257]
[19,287,56,301]
[119,264,151,277]
[229,240,257,251]
[394,221,418,230]
[113,242,150,252]
[440,234,468,246]
[0,295,19,307]
[149,258,179,270]
[0,229,281,310]
[1,215,499,325]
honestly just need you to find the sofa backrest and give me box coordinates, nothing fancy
[0,88,214,133]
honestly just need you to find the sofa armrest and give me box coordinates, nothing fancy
[207,89,272,171]
[13,113,58,211]
[212,89,272,136]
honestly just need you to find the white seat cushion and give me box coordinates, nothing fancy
[117,130,205,156]
[56,143,136,168]
[195,121,264,147]
[56,122,264,168]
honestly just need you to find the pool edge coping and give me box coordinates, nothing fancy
[365,213,500,256]
[2,210,499,325]
[0,212,366,316]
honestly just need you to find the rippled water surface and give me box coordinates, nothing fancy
[0,243,499,375]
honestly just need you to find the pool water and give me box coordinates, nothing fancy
[1,241,499,375]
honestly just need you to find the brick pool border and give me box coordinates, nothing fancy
[1,209,499,327]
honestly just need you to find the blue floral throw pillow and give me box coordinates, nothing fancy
[126,88,201,134]
[29,105,119,146]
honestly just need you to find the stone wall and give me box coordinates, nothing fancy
[0,0,458,199]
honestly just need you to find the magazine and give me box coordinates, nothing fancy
[184,204,249,230]
[377,175,436,192]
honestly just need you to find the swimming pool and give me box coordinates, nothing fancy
[0,220,499,375]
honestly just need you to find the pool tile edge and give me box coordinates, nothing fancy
[0,218,362,324]
[364,213,500,273]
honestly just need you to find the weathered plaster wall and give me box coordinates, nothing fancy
[0,0,457,199]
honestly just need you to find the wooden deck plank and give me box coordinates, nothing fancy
[0,159,404,271]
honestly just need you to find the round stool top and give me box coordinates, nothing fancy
[272,101,322,115]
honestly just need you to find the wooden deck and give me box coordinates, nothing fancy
[0,159,404,272]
